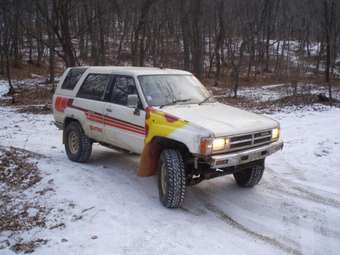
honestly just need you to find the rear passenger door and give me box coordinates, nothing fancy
[74,74,112,141]
[103,75,145,153]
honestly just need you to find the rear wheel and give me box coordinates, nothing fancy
[64,121,92,162]
[158,149,186,208]
[233,160,265,187]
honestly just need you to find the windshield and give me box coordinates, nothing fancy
[138,75,213,107]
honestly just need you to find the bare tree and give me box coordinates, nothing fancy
[1,0,339,93]
[323,0,337,103]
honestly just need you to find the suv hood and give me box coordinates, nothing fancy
[161,102,279,137]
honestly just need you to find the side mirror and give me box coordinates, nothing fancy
[127,94,138,109]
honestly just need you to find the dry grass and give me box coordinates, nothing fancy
[218,94,339,113]
[0,147,52,253]
[11,87,53,106]
[0,147,46,232]
[0,148,42,190]
[202,65,340,90]
[16,104,52,115]
[10,239,48,254]
[0,85,53,114]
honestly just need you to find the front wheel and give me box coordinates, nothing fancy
[233,160,265,187]
[158,149,186,208]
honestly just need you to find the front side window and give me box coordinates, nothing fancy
[77,74,111,101]
[61,68,87,90]
[138,75,212,107]
[110,76,139,106]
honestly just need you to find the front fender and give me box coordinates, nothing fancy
[138,108,210,176]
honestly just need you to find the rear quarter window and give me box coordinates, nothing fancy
[61,68,87,90]
[77,74,112,101]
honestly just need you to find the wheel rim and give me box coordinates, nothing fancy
[68,131,80,154]
[160,164,167,195]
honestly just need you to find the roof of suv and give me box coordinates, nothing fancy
[78,66,192,76]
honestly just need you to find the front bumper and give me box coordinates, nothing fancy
[210,140,283,168]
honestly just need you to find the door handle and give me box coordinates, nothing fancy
[106,108,112,112]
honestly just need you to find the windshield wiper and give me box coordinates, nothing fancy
[159,98,191,108]
[198,95,213,105]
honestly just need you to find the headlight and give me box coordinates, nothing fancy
[212,138,225,151]
[272,128,280,141]
[200,137,230,155]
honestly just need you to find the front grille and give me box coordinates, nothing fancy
[229,130,272,152]
[230,141,252,149]
[230,134,252,142]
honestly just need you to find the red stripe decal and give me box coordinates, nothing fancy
[104,120,146,135]
[103,119,146,135]
[87,113,145,133]
[103,116,145,132]
[70,105,145,135]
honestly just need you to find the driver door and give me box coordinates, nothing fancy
[103,75,145,154]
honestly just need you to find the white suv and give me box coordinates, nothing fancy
[53,66,283,208]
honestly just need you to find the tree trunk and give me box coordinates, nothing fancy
[132,0,157,66]
[190,0,204,79]
[232,41,246,98]
[180,0,191,71]
[42,0,56,89]
[5,54,14,96]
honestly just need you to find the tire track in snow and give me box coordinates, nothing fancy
[264,171,340,209]
[184,190,302,255]
[203,202,302,255]
[292,186,340,208]
[263,169,340,241]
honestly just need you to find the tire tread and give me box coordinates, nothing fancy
[233,162,264,187]
[64,121,92,162]
[159,149,186,208]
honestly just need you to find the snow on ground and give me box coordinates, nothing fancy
[0,104,339,255]
[0,81,9,97]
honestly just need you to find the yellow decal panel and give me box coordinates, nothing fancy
[145,108,187,144]
[138,108,188,176]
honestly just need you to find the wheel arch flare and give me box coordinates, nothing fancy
[138,107,209,176]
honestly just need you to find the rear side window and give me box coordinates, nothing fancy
[77,74,112,101]
[61,68,87,90]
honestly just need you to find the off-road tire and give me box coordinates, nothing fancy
[233,161,265,187]
[64,121,92,162]
[158,149,186,208]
